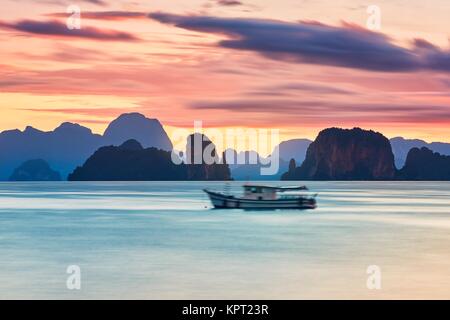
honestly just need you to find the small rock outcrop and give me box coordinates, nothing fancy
[9,159,61,181]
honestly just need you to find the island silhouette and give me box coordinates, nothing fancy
[1,113,449,181]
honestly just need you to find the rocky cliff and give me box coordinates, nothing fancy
[282,127,396,180]
[69,135,232,181]
[186,133,231,181]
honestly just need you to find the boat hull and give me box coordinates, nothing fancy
[204,190,316,210]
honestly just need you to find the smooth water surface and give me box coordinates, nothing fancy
[0,181,449,299]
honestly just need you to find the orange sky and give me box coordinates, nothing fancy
[1,0,449,144]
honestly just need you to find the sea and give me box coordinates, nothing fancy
[0,181,449,299]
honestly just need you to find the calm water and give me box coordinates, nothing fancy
[0,181,449,299]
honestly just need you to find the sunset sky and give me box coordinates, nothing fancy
[1,0,450,144]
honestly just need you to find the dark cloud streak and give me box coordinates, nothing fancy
[216,0,244,6]
[0,19,139,41]
[189,99,450,123]
[149,12,450,73]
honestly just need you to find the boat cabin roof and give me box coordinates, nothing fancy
[243,185,308,193]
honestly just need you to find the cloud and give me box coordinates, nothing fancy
[0,19,139,41]
[215,0,244,6]
[149,12,450,73]
[189,98,450,123]
[413,39,450,72]
[248,82,355,96]
[46,11,148,21]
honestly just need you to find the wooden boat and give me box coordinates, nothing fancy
[204,184,317,210]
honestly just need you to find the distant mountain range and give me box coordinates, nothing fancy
[225,150,286,181]
[229,159,289,181]
[103,113,172,151]
[390,137,450,169]
[0,113,313,181]
[0,113,172,180]
[1,112,449,181]
[273,139,312,164]
[225,139,312,181]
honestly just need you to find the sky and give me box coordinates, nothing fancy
[1,0,450,145]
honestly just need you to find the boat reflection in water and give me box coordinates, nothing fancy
[204,184,317,210]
